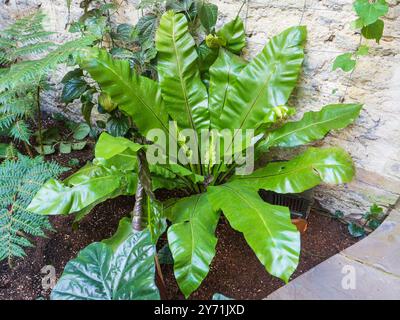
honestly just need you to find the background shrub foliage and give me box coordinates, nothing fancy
[0,0,370,299]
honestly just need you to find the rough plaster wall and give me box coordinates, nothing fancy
[1,0,399,218]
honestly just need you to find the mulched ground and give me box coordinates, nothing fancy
[0,115,359,300]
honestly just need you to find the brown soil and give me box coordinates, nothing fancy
[162,211,358,300]
[0,115,359,300]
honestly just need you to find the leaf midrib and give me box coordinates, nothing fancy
[237,161,348,180]
[171,17,196,132]
[222,185,276,245]
[94,57,168,133]
[267,111,355,147]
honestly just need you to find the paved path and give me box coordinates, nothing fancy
[266,210,400,300]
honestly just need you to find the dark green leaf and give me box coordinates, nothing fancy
[368,219,381,230]
[81,101,94,126]
[348,222,365,238]
[51,224,160,300]
[361,19,384,43]
[209,49,247,126]
[158,244,174,265]
[39,127,60,144]
[106,114,130,137]
[199,3,218,33]
[68,158,80,167]
[61,78,88,103]
[61,68,83,84]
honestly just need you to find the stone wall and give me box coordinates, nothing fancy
[1,0,400,218]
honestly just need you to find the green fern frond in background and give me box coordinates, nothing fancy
[0,10,95,145]
[0,11,55,66]
[0,155,67,263]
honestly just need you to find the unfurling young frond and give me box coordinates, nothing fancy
[0,155,67,263]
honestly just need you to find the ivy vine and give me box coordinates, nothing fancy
[333,0,389,73]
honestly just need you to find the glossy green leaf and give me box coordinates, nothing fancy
[233,147,355,194]
[94,132,142,171]
[353,0,388,26]
[362,19,384,43]
[197,41,219,75]
[106,114,130,137]
[168,163,204,183]
[332,53,356,72]
[209,49,247,126]
[144,197,167,244]
[61,78,88,103]
[207,184,300,282]
[217,16,246,54]
[78,48,168,136]
[156,11,209,132]
[199,2,218,33]
[215,26,306,132]
[27,163,137,215]
[72,122,90,140]
[51,224,159,300]
[81,101,94,126]
[260,104,362,150]
[167,194,220,297]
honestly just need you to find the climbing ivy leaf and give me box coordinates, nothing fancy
[332,53,356,72]
[353,0,388,26]
[362,19,384,43]
[356,45,369,56]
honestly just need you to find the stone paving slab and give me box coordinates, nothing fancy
[266,210,400,300]
[342,210,400,277]
[266,254,400,300]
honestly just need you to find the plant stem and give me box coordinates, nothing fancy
[132,181,145,232]
[23,141,33,158]
[36,85,44,155]
[154,254,168,299]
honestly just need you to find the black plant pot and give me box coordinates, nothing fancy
[259,189,314,233]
